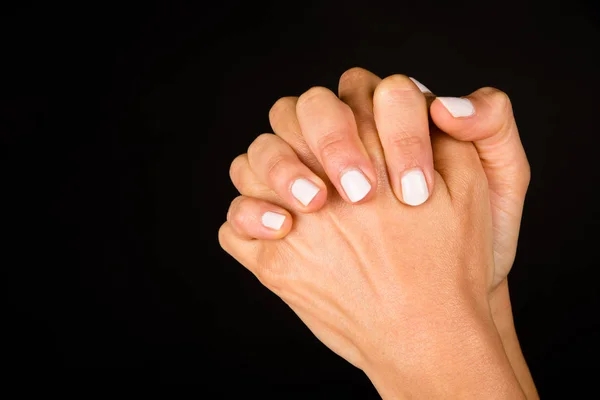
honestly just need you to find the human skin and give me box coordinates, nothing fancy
[228,68,538,399]
[219,69,536,398]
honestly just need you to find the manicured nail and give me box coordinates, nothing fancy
[401,169,429,206]
[409,77,431,93]
[291,178,320,206]
[261,211,286,230]
[437,97,475,117]
[340,169,371,203]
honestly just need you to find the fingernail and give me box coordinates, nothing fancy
[262,211,286,230]
[437,97,475,117]
[291,178,320,206]
[340,169,371,203]
[409,77,432,93]
[401,169,429,206]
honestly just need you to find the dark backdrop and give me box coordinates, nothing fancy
[3,0,599,396]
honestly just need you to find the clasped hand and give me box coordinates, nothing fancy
[219,68,533,399]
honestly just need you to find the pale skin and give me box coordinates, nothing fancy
[219,68,537,399]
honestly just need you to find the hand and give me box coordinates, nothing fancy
[219,74,525,398]
[224,68,531,290]
[426,80,531,288]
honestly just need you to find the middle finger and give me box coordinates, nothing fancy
[295,87,377,204]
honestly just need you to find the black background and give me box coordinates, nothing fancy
[3,0,599,396]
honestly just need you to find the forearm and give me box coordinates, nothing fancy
[490,279,539,400]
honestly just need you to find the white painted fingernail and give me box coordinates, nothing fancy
[401,169,429,206]
[340,169,371,203]
[262,211,286,230]
[409,77,431,93]
[291,178,320,206]
[437,97,475,117]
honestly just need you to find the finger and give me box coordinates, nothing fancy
[408,77,432,94]
[296,86,377,203]
[247,133,328,212]
[430,127,486,201]
[373,74,434,206]
[338,67,384,165]
[218,221,260,273]
[226,195,293,239]
[229,153,281,204]
[408,77,437,108]
[269,96,324,175]
[230,153,317,211]
[430,87,531,201]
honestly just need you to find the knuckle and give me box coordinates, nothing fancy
[383,73,411,84]
[376,74,422,103]
[297,86,333,110]
[387,134,423,155]
[339,67,372,86]
[247,133,276,160]
[255,245,290,290]
[227,196,245,222]
[232,210,247,229]
[269,97,297,124]
[264,153,288,184]
[230,200,251,229]
[379,74,414,91]
[233,168,255,195]
[316,131,346,160]
[460,87,516,144]
[480,87,513,115]
[229,154,248,186]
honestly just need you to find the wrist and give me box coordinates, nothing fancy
[489,279,516,335]
[362,305,525,399]
[488,279,539,399]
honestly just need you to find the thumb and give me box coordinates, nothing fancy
[430,87,531,202]
[429,87,531,285]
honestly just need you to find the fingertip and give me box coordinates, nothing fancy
[227,196,293,240]
[391,168,431,207]
[430,97,454,123]
[290,176,328,212]
[260,210,293,239]
[374,74,421,107]
[472,87,512,112]
[297,86,337,112]
[402,169,430,207]
[338,67,381,97]
[431,89,514,143]
[436,97,476,118]
[430,97,481,142]
[339,168,375,204]
[373,74,432,207]
[269,96,299,125]
[470,87,514,135]
[376,74,413,91]
[295,84,378,207]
